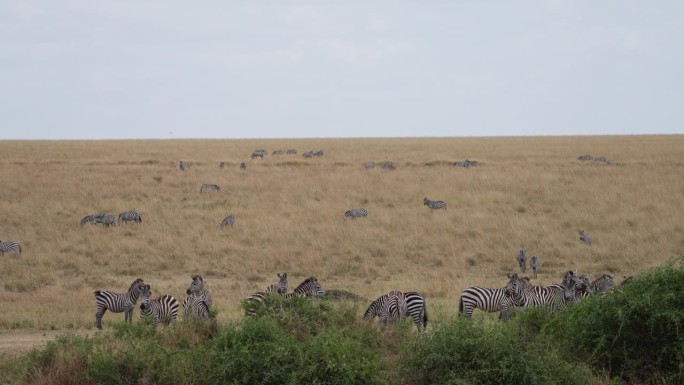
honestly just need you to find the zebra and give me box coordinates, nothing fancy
[118,210,142,224]
[272,150,284,155]
[185,275,213,309]
[344,208,368,219]
[219,161,225,169]
[363,162,375,170]
[579,230,593,245]
[404,291,429,331]
[0,241,22,256]
[423,197,446,210]
[285,276,326,298]
[580,273,615,295]
[286,149,297,155]
[453,159,477,168]
[200,184,220,193]
[364,291,408,326]
[530,255,539,278]
[459,285,517,321]
[380,161,396,170]
[94,278,146,329]
[240,162,247,169]
[99,214,116,227]
[82,213,116,227]
[266,272,288,295]
[251,150,265,159]
[179,161,185,171]
[516,249,527,273]
[577,155,593,161]
[302,151,314,158]
[220,215,235,228]
[182,294,211,320]
[505,274,574,314]
[139,284,179,326]
[243,275,321,316]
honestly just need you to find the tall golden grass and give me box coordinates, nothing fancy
[0,136,682,329]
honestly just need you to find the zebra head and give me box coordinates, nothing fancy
[423,197,430,206]
[293,276,325,298]
[140,284,152,305]
[276,272,288,294]
[128,278,146,301]
[504,273,531,306]
[186,275,205,296]
[561,270,575,289]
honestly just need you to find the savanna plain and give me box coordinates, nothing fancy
[0,136,683,352]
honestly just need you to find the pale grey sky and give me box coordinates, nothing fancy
[1,1,682,140]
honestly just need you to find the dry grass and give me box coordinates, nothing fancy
[0,136,682,330]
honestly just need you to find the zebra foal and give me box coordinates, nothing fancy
[0,240,21,256]
[94,278,146,329]
[344,208,368,219]
[139,284,179,326]
[118,210,142,224]
[200,184,221,193]
[423,197,446,210]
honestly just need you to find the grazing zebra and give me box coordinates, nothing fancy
[272,150,284,155]
[404,291,429,331]
[453,159,478,168]
[182,294,211,320]
[344,208,368,219]
[302,149,324,158]
[139,284,179,325]
[380,161,396,170]
[243,275,322,316]
[363,162,375,170]
[200,184,220,193]
[580,274,615,295]
[240,162,246,169]
[286,149,297,155]
[185,275,213,309]
[0,241,22,256]
[81,213,114,227]
[577,155,593,161]
[118,210,142,224]
[220,215,235,228]
[251,150,265,159]
[459,286,516,321]
[579,230,593,245]
[179,161,185,171]
[94,278,146,329]
[505,274,574,314]
[516,249,527,273]
[219,162,225,169]
[423,197,446,210]
[364,291,408,326]
[530,255,539,278]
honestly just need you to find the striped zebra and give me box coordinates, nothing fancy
[516,249,527,273]
[364,291,408,326]
[219,161,225,169]
[240,162,247,169]
[459,285,517,321]
[505,274,574,314]
[251,150,265,159]
[220,215,235,228]
[286,149,297,155]
[380,161,396,170]
[139,284,179,326]
[530,255,539,278]
[579,230,592,245]
[118,210,142,224]
[244,276,324,316]
[94,278,146,329]
[0,240,22,256]
[404,291,429,331]
[185,275,213,308]
[423,197,446,210]
[363,162,375,170]
[577,155,593,161]
[200,184,220,193]
[285,276,325,298]
[578,273,615,295]
[266,272,288,295]
[272,150,284,155]
[344,208,368,219]
[179,161,185,171]
[81,213,116,227]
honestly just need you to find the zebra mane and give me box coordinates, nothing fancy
[293,276,317,291]
[129,278,144,291]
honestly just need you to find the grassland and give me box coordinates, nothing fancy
[0,135,682,332]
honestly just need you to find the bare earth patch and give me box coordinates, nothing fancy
[0,329,91,357]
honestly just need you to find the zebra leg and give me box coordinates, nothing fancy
[95,307,106,329]
[125,308,133,324]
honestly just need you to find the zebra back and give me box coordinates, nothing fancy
[118,210,142,224]
[579,230,592,245]
[344,208,368,219]
[423,197,447,210]
[182,294,211,320]
[404,291,428,331]
[220,215,235,227]
[0,241,22,255]
[292,276,325,298]
[200,184,221,193]
[459,286,513,320]
[140,285,179,326]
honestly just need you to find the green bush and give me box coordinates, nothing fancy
[400,317,594,385]
[546,255,684,384]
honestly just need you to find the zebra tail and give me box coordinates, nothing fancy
[458,296,464,315]
[94,290,101,296]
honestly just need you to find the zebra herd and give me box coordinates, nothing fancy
[94,275,215,329]
[80,211,142,228]
[459,269,616,321]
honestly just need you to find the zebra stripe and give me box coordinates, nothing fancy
[364,291,408,325]
[200,184,221,193]
[266,272,288,295]
[220,215,235,228]
[459,286,515,321]
[516,249,527,273]
[530,255,539,278]
[251,150,265,159]
[344,208,368,219]
[579,230,593,245]
[139,284,179,325]
[0,241,22,256]
[94,278,146,329]
[244,275,323,316]
[118,210,142,224]
[505,274,573,314]
[179,161,185,171]
[185,275,212,308]
[81,213,116,227]
[286,149,297,155]
[182,294,211,320]
[423,197,446,210]
[363,162,375,170]
[404,291,429,331]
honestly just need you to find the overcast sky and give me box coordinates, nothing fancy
[1,1,682,140]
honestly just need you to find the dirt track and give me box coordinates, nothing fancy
[0,329,91,357]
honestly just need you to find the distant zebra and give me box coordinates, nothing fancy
[423,197,446,210]
[285,276,326,298]
[577,155,593,161]
[118,210,142,224]
[251,150,265,159]
[516,249,527,273]
[0,241,21,256]
[530,255,539,278]
[272,150,284,155]
[179,161,185,171]
[219,162,225,169]
[344,208,368,219]
[185,275,213,309]
[220,215,235,228]
[453,159,477,168]
[82,213,116,227]
[459,286,517,321]
[139,284,179,325]
[580,274,615,295]
[240,162,247,169]
[244,275,323,316]
[579,230,592,245]
[363,162,375,170]
[94,278,146,329]
[200,184,221,193]
[364,291,408,326]
[286,149,297,155]
[380,161,396,170]
[266,272,288,295]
